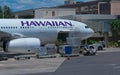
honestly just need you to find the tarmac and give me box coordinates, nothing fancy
[0,48,120,75]
[0,57,65,75]
[97,48,120,53]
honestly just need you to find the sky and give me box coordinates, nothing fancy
[0,0,95,12]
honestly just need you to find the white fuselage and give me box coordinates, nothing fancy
[0,19,94,44]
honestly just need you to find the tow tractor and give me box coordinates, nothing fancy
[88,41,105,51]
[80,45,97,56]
[80,41,105,55]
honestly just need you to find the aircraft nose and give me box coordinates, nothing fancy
[89,28,94,35]
[84,28,94,38]
[80,28,94,40]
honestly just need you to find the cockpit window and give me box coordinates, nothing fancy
[85,26,89,28]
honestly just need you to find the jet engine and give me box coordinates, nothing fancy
[3,38,41,53]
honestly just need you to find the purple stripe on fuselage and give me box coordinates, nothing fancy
[21,21,73,27]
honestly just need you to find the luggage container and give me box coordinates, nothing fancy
[59,45,79,57]
[36,44,57,58]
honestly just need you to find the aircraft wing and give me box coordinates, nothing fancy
[0,31,25,41]
[0,31,11,37]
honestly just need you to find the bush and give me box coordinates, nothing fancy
[109,41,120,48]
[87,40,97,44]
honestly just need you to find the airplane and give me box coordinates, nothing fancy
[0,19,94,53]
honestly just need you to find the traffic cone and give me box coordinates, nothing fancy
[67,56,70,60]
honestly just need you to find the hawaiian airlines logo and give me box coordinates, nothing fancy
[21,21,73,27]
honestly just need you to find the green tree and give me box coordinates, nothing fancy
[110,19,120,41]
[0,6,3,18]
[0,5,15,18]
[4,5,14,18]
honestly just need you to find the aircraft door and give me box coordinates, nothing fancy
[57,32,69,43]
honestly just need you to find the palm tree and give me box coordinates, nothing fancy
[110,19,120,41]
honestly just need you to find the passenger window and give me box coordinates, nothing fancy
[85,26,89,28]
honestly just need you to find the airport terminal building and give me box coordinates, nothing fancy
[15,0,120,18]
